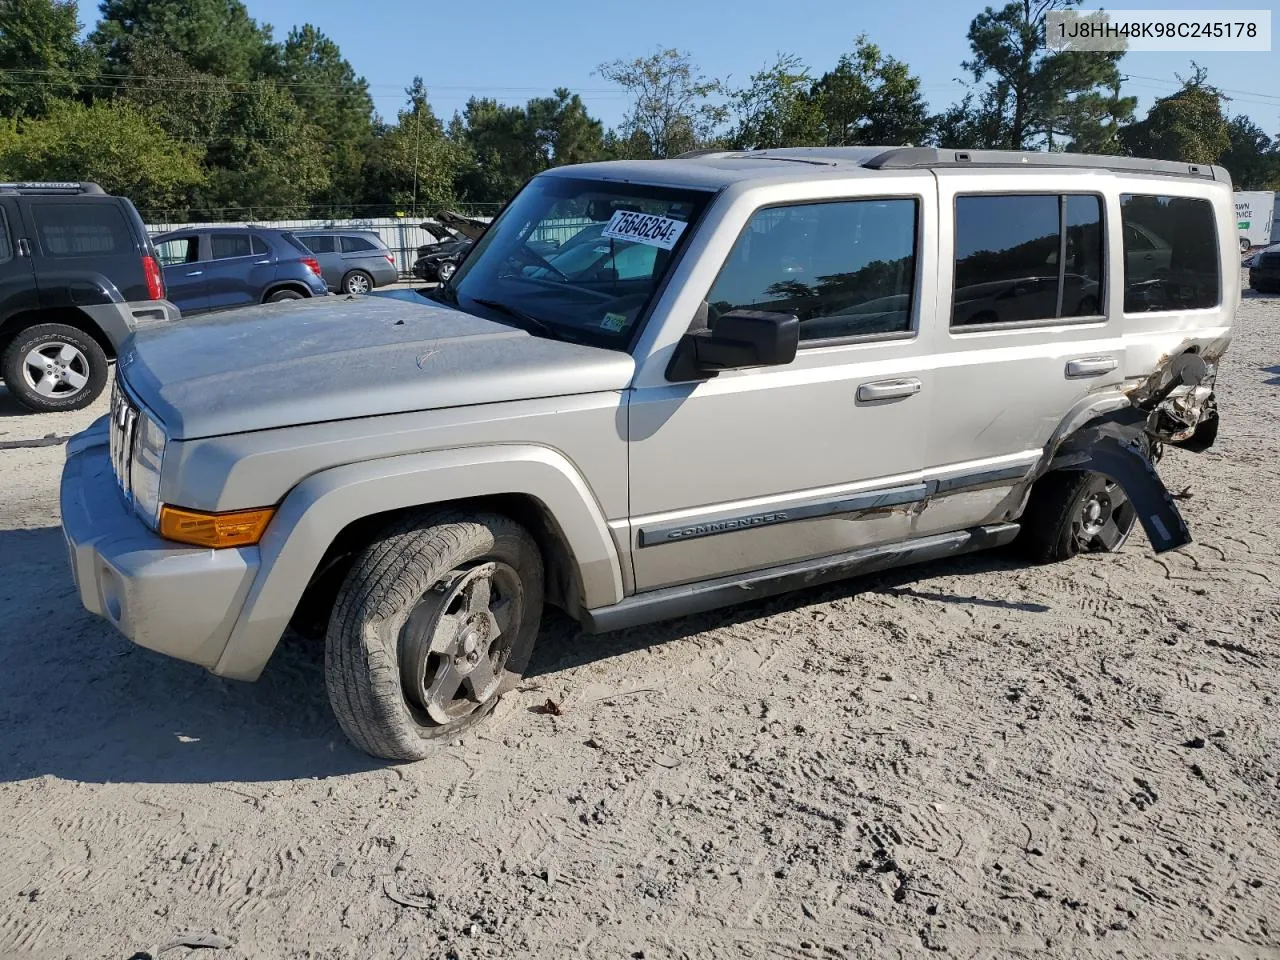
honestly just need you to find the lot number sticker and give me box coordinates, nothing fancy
[601,210,688,250]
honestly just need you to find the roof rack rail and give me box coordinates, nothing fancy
[862,147,1225,181]
[0,181,106,195]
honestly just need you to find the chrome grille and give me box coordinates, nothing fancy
[108,379,138,501]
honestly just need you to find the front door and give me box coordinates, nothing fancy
[0,198,39,325]
[627,187,937,592]
[154,234,207,314]
[204,232,274,311]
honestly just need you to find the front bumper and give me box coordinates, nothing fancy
[60,425,258,670]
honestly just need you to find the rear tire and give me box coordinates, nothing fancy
[1016,470,1138,564]
[1,323,108,413]
[325,511,544,761]
[341,270,373,295]
[267,289,304,303]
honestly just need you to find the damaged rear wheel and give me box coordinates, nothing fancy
[1016,470,1138,564]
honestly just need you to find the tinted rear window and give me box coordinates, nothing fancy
[1120,195,1219,312]
[210,233,252,259]
[280,232,312,256]
[952,194,1105,325]
[341,235,378,253]
[33,202,132,257]
[251,235,268,256]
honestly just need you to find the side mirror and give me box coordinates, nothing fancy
[666,310,799,381]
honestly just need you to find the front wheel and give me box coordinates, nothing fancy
[325,511,544,761]
[1,323,109,413]
[1016,470,1138,564]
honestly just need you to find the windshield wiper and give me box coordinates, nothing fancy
[468,297,561,339]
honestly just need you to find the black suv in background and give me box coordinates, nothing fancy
[0,182,178,412]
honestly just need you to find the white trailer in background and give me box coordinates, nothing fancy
[1234,191,1274,252]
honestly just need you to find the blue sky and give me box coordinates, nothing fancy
[89,0,1280,136]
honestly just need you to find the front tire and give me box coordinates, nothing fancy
[325,511,544,761]
[1,323,108,413]
[1017,470,1138,564]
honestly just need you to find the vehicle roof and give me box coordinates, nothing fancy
[294,228,383,238]
[543,146,1230,191]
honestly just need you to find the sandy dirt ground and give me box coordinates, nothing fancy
[1,294,1278,960]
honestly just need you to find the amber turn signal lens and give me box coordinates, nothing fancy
[159,505,275,548]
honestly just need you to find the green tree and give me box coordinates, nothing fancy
[1219,115,1279,190]
[90,0,276,80]
[202,79,331,217]
[115,38,232,146]
[450,97,537,203]
[805,37,932,146]
[526,88,604,166]
[728,53,823,150]
[954,0,1130,150]
[272,24,374,209]
[1118,66,1230,165]
[0,0,87,119]
[597,48,725,158]
[363,78,463,215]
[0,98,204,208]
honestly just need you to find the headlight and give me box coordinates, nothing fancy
[130,413,167,528]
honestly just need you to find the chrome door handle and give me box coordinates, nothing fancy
[254,259,270,264]
[857,377,922,402]
[1065,356,1117,378]
[186,270,203,276]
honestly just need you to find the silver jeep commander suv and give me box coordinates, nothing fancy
[61,147,1233,761]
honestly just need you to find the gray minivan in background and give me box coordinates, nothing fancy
[293,230,399,294]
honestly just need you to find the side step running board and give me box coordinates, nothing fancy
[582,523,1021,634]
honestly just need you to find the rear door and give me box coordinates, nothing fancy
[24,198,146,306]
[154,233,207,313]
[914,173,1120,540]
[205,232,275,310]
[0,198,39,326]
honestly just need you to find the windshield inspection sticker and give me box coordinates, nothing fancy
[601,210,688,250]
[600,312,628,332]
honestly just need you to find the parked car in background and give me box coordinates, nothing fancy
[0,181,178,412]
[292,230,399,294]
[151,225,328,316]
[412,233,473,283]
[1249,243,1280,292]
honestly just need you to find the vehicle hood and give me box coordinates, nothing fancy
[118,294,636,440]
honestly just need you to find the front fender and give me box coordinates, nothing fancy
[213,444,624,681]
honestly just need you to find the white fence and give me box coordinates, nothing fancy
[141,216,487,277]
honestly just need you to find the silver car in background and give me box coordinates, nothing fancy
[293,230,399,294]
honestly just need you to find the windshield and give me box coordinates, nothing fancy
[446,176,713,348]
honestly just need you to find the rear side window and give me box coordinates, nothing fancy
[952,194,1104,326]
[300,234,336,253]
[341,235,378,253]
[210,233,252,260]
[1120,195,1219,312]
[706,198,919,342]
[280,232,312,256]
[32,202,131,257]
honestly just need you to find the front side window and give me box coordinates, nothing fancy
[448,176,712,348]
[210,233,253,260]
[32,202,130,257]
[952,194,1104,326]
[1120,194,1219,312]
[706,198,918,341]
[155,236,198,266]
